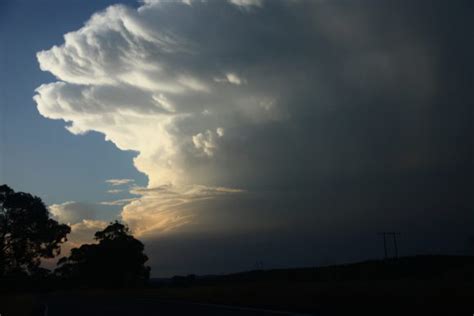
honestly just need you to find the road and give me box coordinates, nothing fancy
[42,295,312,316]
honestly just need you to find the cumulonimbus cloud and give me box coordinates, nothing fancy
[34,1,278,235]
[34,2,280,190]
[35,0,445,241]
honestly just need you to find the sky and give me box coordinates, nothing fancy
[1,0,473,277]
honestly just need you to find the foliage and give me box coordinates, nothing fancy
[56,221,150,287]
[0,184,71,277]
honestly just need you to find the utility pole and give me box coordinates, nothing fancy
[254,260,264,270]
[378,232,388,259]
[391,232,400,259]
[378,232,400,260]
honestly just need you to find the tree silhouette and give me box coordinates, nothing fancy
[56,221,150,287]
[0,184,71,277]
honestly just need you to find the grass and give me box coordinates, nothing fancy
[4,255,474,315]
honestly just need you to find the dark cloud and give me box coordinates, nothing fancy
[35,0,474,275]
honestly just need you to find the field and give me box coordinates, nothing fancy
[2,255,474,315]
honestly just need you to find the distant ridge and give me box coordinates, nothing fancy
[151,255,474,285]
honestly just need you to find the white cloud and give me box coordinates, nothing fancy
[192,128,224,157]
[142,0,192,5]
[226,73,243,85]
[216,127,225,137]
[105,178,135,186]
[143,0,263,7]
[214,73,245,85]
[49,201,97,224]
[122,184,244,236]
[229,0,264,7]
[100,198,137,206]
[107,189,123,194]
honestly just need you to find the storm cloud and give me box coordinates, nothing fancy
[34,0,473,275]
